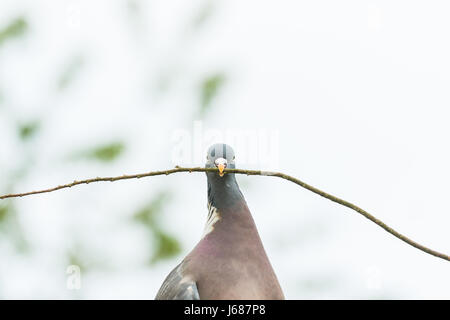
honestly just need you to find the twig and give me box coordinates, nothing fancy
[0,166,448,262]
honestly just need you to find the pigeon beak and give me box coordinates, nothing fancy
[214,158,227,177]
[217,164,226,177]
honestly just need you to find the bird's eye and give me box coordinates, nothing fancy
[233,156,235,160]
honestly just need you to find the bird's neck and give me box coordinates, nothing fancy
[202,173,254,238]
[206,173,244,211]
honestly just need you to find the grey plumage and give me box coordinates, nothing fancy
[155,263,199,300]
[155,144,284,300]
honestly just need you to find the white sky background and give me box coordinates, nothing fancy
[0,0,449,299]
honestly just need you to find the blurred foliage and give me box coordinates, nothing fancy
[0,203,10,223]
[0,17,28,47]
[191,1,215,30]
[57,55,85,91]
[151,230,181,264]
[89,142,125,162]
[0,2,226,298]
[67,245,89,272]
[0,201,29,252]
[200,73,226,114]
[133,192,182,264]
[18,120,40,141]
[134,192,170,227]
[73,141,125,163]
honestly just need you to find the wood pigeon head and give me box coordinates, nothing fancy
[205,143,236,177]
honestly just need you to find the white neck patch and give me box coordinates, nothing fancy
[202,203,220,237]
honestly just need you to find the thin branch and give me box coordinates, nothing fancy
[0,166,448,262]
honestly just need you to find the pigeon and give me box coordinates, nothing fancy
[155,143,284,300]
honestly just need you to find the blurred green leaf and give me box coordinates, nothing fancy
[90,142,124,161]
[200,73,226,114]
[18,121,40,141]
[0,17,28,47]
[0,201,29,252]
[68,252,84,270]
[74,141,125,162]
[151,230,181,264]
[192,1,215,30]
[133,192,181,263]
[133,192,171,227]
[0,203,10,223]
[67,246,89,272]
[57,55,85,91]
